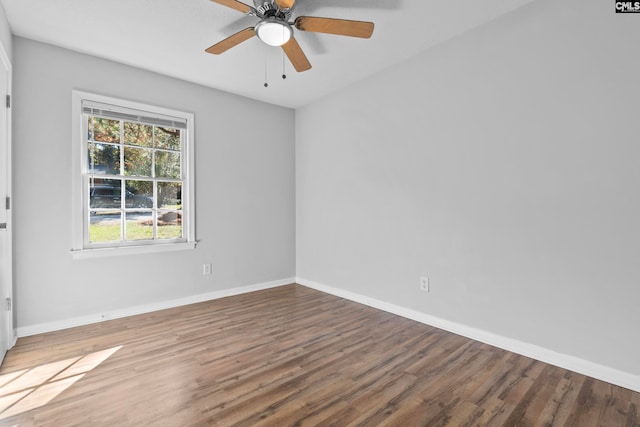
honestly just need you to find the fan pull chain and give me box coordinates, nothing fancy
[282,51,287,80]
[264,54,269,88]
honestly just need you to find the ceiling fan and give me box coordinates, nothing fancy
[205,0,375,72]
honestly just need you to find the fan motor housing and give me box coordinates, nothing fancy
[255,1,275,15]
[254,1,291,20]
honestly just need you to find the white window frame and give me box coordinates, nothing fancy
[71,90,196,258]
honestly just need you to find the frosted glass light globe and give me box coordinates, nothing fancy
[255,20,292,46]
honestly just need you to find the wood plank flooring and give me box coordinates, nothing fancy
[0,284,638,426]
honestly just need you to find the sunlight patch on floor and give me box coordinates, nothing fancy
[0,346,122,419]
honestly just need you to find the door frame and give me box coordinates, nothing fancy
[0,40,14,353]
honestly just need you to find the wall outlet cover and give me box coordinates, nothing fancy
[420,276,429,292]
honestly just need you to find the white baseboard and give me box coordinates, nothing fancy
[17,277,296,338]
[296,277,640,393]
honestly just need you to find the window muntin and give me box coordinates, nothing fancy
[72,91,195,255]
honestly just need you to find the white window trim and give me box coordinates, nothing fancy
[71,90,196,259]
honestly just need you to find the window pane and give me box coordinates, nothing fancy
[155,151,181,179]
[124,122,152,147]
[89,116,120,143]
[126,211,154,241]
[155,127,180,150]
[88,143,120,175]
[124,146,152,176]
[89,211,122,243]
[125,180,153,208]
[158,182,181,209]
[90,179,122,209]
[157,210,182,240]
[77,92,193,250]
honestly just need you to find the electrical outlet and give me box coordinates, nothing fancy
[203,263,212,276]
[419,276,429,292]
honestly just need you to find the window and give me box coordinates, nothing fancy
[71,91,195,257]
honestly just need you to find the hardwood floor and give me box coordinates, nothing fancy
[0,284,638,426]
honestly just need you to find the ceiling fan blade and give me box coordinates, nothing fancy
[294,16,374,39]
[274,0,296,9]
[205,27,256,54]
[209,0,253,14]
[281,37,311,72]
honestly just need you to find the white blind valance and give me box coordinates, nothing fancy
[82,100,188,130]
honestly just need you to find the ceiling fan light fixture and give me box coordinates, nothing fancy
[255,19,292,46]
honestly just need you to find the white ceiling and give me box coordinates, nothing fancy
[1,0,535,108]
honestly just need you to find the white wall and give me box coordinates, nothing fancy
[297,0,640,380]
[13,37,295,330]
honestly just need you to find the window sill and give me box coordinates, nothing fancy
[71,241,197,259]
